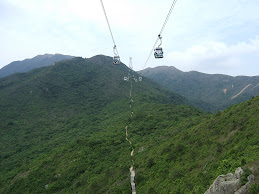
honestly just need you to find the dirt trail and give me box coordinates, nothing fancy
[125,126,132,145]
[130,166,136,194]
[127,129,136,193]
[125,80,137,194]
[231,84,251,99]
[252,83,259,90]
[131,149,134,157]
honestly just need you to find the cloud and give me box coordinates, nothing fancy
[167,36,259,76]
[1,0,259,76]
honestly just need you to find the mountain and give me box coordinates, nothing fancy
[0,54,75,78]
[0,55,190,193]
[0,55,258,193]
[139,66,259,112]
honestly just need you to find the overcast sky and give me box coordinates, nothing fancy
[1,0,259,76]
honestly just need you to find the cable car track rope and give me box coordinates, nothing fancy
[160,0,178,35]
[100,0,119,56]
[143,0,178,70]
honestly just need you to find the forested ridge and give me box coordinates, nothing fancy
[140,66,259,112]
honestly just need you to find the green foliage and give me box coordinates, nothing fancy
[249,183,259,194]
[241,167,252,185]
[140,66,259,112]
[0,56,258,193]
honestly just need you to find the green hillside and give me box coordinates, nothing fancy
[133,96,259,193]
[0,55,188,193]
[0,56,258,193]
[140,66,259,112]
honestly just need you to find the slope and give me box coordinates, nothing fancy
[140,66,259,112]
[132,96,259,193]
[1,79,258,193]
[0,54,75,78]
[1,56,257,193]
[0,55,192,193]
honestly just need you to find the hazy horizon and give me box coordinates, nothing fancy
[1,53,258,77]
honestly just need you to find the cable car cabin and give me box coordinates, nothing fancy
[154,47,163,58]
[113,56,120,64]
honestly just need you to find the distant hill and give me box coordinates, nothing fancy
[139,66,259,112]
[0,54,75,78]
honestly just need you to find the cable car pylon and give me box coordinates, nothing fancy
[123,58,142,82]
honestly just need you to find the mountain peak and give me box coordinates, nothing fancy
[87,55,114,65]
[0,54,75,78]
[139,66,182,78]
[145,66,182,72]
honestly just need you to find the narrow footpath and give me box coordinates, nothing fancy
[125,80,137,194]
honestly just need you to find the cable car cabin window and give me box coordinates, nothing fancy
[113,56,120,64]
[154,48,163,58]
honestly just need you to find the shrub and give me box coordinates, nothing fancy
[241,167,251,185]
[249,183,259,194]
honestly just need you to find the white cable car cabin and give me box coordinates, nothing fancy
[154,47,163,58]
[113,56,120,64]
[154,34,163,58]
[113,45,120,64]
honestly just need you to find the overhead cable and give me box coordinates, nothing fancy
[159,0,178,35]
[143,0,178,69]
[100,0,119,56]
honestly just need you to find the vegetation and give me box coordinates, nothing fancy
[0,55,258,193]
[140,66,259,112]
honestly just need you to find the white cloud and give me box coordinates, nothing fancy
[0,0,259,76]
[167,37,259,76]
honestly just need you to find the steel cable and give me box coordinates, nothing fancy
[142,0,178,70]
[100,0,119,56]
